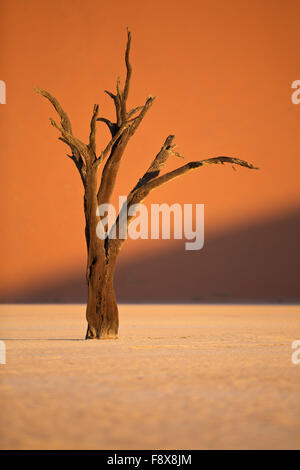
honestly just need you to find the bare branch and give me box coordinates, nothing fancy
[97,131,129,205]
[95,32,157,205]
[109,154,258,253]
[116,76,122,100]
[97,117,117,136]
[121,28,132,120]
[89,104,99,155]
[103,30,132,126]
[94,122,130,168]
[104,90,122,126]
[49,117,89,162]
[127,105,143,119]
[35,87,72,133]
[130,95,156,136]
[57,137,86,179]
[128,96,156,136]
[96,95,156,205]
[137,156,258,196]
[132,135,177,190]
[35,87,90,181]
[65,151,86,184]
[123,28,132,102]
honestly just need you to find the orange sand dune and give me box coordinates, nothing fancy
[1,0,300,299]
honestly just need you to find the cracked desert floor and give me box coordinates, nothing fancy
[0,304,299,450]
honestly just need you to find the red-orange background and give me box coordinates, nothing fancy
[1,0,299,302]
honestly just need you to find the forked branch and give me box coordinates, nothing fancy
[35,87,72,133]
[109,143,258,254]
[97,30,156,206]
[36,31,258,260]
[130,154,258,205]
[35,87,89,182]
[132,134,183,191]
[142,156,258,193]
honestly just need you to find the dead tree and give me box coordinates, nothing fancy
[36,30,258,339]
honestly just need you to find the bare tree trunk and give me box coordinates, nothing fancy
[85,260,118,339]
[84,169,119,339]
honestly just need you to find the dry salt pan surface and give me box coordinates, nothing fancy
[0,304,300,450]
